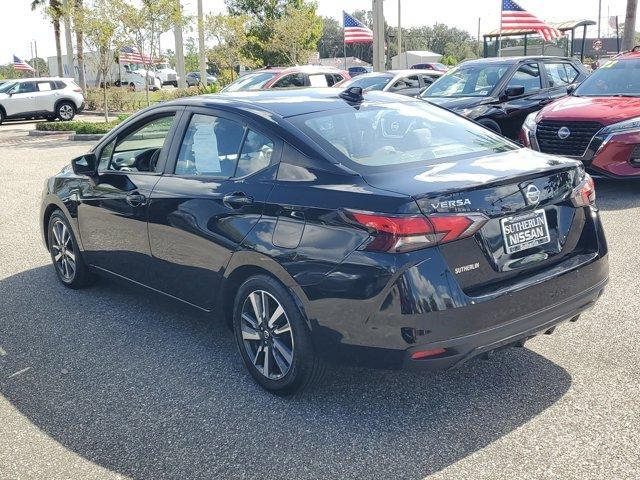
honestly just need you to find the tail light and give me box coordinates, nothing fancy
[570,174,595,207]
[73,88,83,93]
[346,211,488,253]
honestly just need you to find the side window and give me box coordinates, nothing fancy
[175,113,245,177]
[37,81,53,92]
[272,73,305,88]
[14,82,36,94]
[564,63,581,84]
[102,114,175,172]
[421,74,438,86]
[235,130,274,177]
[544,62,571,87]
[507,63,541,93]
[390,75,420,91]
[308,74,329,87]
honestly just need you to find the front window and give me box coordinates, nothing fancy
[0,82,16,93]
[292,101,516,171]
[341,74,393,92]
[422,64,510,98]
[574,58,640,97]
[506,63,541,93]
[222,72,278,92]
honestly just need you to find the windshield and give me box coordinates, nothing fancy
[0,82,16,93]
[291,101,516,171]
[574,58,640,97]
[341,74,393,91]
[156,63,170,70]
[222,72,278,92]
[422,64,510,98]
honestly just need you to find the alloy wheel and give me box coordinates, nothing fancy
[240,290,294,380]
[51,219,76,281]
[59,104,74,120]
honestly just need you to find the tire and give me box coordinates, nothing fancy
[477,118,502,135]
[56,101,75,121]
[46,115,56,121]
[47,210,94,289]
[0,109,4,125]
[233,275,325,395]
[128,83,135,92]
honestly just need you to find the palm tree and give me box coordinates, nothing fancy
[74,0,86,92]
[31,0,63,76]
[623,0,638,50]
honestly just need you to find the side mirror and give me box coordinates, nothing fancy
[567,84,577,94]
[71,153,98,176]
[504,85,525,97]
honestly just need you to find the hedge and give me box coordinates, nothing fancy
[36,114,129,134]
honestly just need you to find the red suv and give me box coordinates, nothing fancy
[221,66,349,92]
[521,49,640,178]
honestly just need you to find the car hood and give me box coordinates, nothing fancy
[538,95,640,126]
[422,96,490,111]
[360,148,579,199]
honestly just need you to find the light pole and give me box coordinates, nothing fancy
[372,0,385,71]
[197,0,208,87]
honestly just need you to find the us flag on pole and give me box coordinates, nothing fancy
[13,55,34,72]
[343,11,373,44]
[119,46,152,65]
[501,0,562,41]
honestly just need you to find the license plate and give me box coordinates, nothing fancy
[500,209,551,254]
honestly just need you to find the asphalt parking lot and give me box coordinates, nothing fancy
[0,120,638,480]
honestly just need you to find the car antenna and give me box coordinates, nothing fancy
[339,86,364,104]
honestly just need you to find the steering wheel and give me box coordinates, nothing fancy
[376,111,416,139]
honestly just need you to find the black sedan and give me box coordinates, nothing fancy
[420,56,589,139]
[40,88,608,394]
[186,71,217,87]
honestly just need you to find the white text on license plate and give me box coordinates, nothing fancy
[500,209,551,254]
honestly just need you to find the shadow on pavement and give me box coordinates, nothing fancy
[0,266,572,479]
[594,178,640,211]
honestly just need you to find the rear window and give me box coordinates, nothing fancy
[291,101,516,172]
[341,74,393,92]
[222,72,277,92]
[574,58,640,97]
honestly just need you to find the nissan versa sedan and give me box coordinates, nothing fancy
[40,88,609,394]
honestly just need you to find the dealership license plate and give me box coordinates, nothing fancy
[500,209,551,254]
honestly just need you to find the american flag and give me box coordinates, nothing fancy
[13,55,34,72]
[343,11,373,44]
[501,0,562,41]
[119,46,152,65]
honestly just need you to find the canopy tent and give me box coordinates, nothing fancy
[391,50,442,69]
[483,20,596,62]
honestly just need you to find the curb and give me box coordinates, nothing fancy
[68,133,104,141]
[28,130,70,136]
[81,110,133,117]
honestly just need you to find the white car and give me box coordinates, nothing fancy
[154,62,179,87]
[337,69,444,97]
[0,77,84,124]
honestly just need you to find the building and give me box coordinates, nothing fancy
[391,50,442,70]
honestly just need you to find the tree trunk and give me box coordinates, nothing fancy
[174,4,187,89]
[623,0,638,50]
[52,18,64,76]
[103,81,108,122]
[74,0,86,92]
[197,0,207,87]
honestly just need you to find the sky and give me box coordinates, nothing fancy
[2,0,633,64]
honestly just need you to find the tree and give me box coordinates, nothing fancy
[205,13,256,81]
[623,0,638,50]
[118,0,175,105]
[31,0,63,76]
[82,0,122,121]
[267,3,322,64]
[73,0,86,92]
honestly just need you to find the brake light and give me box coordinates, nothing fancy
[347,211,488,253]
[570,174,595,207]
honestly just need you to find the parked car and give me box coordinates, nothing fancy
[348,66,373,77]
[221,66,349,92]
[420,56,590,139]
[0,77,84,124]
[154,62,179,87]
[336,69,444,97]
[411,62,448,72]
[40,88,608,394]
[185,71,217,87]
[521,49,640,178]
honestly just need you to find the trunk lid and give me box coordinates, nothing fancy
[362,149,594,293]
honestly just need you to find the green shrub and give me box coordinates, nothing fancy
[36,120,120,134]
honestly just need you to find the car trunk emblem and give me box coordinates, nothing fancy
[525,184,541,205]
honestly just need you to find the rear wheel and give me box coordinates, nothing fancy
[128,82,136,91]
[233,275,325,395]
[56,101,75,121]
[478,118,502,135]
[0,109,4,124]
[47,211,93,288]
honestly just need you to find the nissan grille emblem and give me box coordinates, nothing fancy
[525,184,541,205]
[558,126,571,140]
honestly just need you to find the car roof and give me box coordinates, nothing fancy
[167,88,417,118]
[9,77,74,82]
[461,56,577,65]
[254,65,346,74]
[612,50,640,60]
[388,69,443,75]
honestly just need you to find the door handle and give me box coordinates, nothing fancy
[223,192,253,208]
[125,193,147,207]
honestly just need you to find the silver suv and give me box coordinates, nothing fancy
[0,77,84,124]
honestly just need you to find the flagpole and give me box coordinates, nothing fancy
[498,0,502,57]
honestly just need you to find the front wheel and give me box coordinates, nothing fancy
[233,275,325,395]
[56,101,75,121]
[47,211,94,288]
[477,118,502,135]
